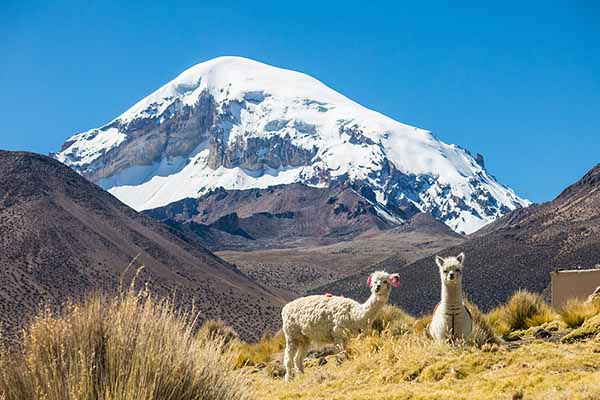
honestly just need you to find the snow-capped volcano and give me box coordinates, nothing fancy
[55,56,529,234]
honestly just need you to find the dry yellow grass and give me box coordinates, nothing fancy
[558,298,600,328]
[247,291,600,399]
[372,305,416,337]
[562,313,600,344]
[0,289,254,400]
[3,286,600,400]
[198,319,240,347]
[485,290,556,336]
[250,332,600,400]
[234,330,287,368]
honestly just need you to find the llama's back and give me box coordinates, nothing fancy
[282,295,360,342]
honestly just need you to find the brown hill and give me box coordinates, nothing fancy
[0,151,286,341]
[315,164,600,315]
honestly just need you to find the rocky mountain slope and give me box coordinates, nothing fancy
[54,56,528,234]
[145,183,401,251]
[145,183,465,294]
[315,163,600,315]
[0,151,286,341]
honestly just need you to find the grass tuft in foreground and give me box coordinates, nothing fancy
[0,289,254,400]
[234,330,286,369]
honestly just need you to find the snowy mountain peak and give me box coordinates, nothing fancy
[117,56,353,122]
[54,56,529,234]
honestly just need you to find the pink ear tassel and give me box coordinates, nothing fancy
[367,275,372,288]
[390,275,400,288]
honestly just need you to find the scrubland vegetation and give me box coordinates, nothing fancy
[0,289,253,400]
[1,289,600,400]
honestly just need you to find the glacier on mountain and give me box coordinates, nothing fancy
[54,56,529,234]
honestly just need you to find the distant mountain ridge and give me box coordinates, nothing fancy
[0,151,285,341]
[54,56,528,234]
[145,183,402,251]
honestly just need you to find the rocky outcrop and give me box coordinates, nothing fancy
[65,91,218,182]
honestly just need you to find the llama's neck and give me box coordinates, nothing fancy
[354,292,387,323]
[440,282,463,314]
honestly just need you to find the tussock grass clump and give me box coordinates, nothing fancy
[0,290,253,400]
[486,290,555,336]
[233,330,286,368]
[558,298,600,328]
[199,319,240,347]
[372,305,415,336]
[561,313,600,343]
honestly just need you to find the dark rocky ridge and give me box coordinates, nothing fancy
[145,183,465,295]
[145,183,401,251]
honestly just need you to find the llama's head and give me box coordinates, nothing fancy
[435,253,465,287]
[367,271,400,297]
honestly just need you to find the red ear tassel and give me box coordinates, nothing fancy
[367,275,372,288]
[390,275,400,288]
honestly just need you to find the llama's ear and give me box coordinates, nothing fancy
[456,252,465,265]
[435,255,445,268]
[367,274,372,288]
[389,274,400,288]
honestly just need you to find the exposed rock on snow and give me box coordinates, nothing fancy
[55,56,529,234]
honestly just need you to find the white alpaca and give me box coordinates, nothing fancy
[429,253,473,341]
[281,271,400,381]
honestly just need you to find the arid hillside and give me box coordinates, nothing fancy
[0,151,287,341]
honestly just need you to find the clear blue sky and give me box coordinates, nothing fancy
[1,1,598,203]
